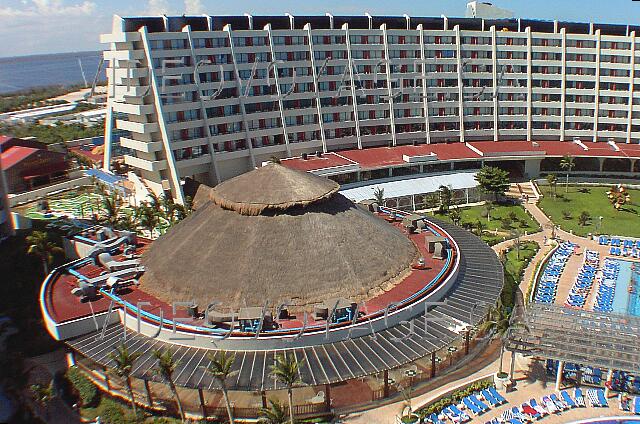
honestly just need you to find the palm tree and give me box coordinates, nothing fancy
[479,303,527,375]
[373,187,385,206]
[258,398,288,424]
[270,353,304,424]
[510,229,522,260]
[152,349,185,422]
[101,191,121,227]
[474,220,485,236]
[559,155,575,193]
[26,231,63,276]
[546,174,558,198]
[116,213,138,232]
[109,343,142,416]
[438,185,452,213]
[136,202,160,239]
[205,350,237,424]
[484,201,494,223]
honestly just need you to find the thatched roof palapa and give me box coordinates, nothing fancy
[140,164,416,310]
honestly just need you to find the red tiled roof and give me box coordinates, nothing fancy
[281,152,355,171]
[0,146,38,169]
[339,144,481,169]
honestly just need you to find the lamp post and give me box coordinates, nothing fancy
[596,216,603,234]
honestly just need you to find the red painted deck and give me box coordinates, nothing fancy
[280,152,356,171]
[44,216,452,330]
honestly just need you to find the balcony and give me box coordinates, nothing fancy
[116,119,159,134]
[119,137,163,153]
[123,155,167,172]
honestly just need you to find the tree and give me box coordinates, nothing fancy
[136,202,160,239]
[484,201,494,223]
[101,191,121,227]
[259,398,288,424]
[546,174,558,198]
[449,208,461,226]
[152,349,185,422]
[30,381,54,420]
[577,211,591,227]
[475,166,510,201]
[109,343,142,416]
[270,353,304,424]
[510,229,522,260]
[607,185,631,211]
[26,231,63,276]
[269,155,281,164]
[438,185,452,213]
[474,220,485,236]
[115,213,138,232]
[479,303,527,375]
[559,155,575,193]
[373,187,385,206]
[205,350,237,424]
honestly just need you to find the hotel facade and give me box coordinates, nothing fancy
[101,14,640,203]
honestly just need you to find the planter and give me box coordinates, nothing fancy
[400,414,421,424]
[494,372,510,391]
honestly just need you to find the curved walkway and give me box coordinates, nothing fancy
[341,199,620,423]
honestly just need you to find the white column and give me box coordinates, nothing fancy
[183,25,221,184]
[491,26,499,141]
[455,25,465,143]
[381,24,397,146]
[560,28,567,141]
[225,25,258,167]
[306,24,328,152]
[555,360,564,391]
[605,369,614,397]
[627,32,636,144]
[593,29,602,142]
[418,24,431,144]
[103,100,114,171]
[526,27,533,141]
[139,27,185,204]
[264,24,291,156]
[343,23,363,149]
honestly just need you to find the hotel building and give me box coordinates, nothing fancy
[101,14,640,203]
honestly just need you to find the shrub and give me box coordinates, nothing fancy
[66,366,99,407]
[416,380,494,418]
[562,210,572,220]
[97,397,127,424]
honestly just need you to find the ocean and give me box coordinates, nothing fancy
[0,51,106,95]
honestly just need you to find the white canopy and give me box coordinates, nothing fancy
[340,171,479,202]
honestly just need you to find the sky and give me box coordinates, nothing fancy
[1,0,640,58]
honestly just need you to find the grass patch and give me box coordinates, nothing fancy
[501,241,539,310]
[538,185,640,237]
[438,202,540,245]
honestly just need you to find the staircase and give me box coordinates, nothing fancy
[506,182,539,201]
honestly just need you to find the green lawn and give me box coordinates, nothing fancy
[501,241,539,310]
[538,185,640,237]
[437,203,540,245]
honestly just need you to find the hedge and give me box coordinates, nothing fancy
[66,366,99,407]
[415,380,494,418]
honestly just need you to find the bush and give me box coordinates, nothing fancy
[562,210,572,220]
[416,380,494,418]
[66,367,99,407]
[97,397,127,424]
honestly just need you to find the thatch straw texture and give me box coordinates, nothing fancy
[206,163,340,216]
[140,192,416,310]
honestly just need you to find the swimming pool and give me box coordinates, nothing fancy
[609,259,640,317]
[568,418,640,424]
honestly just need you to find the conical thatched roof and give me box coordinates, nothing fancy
[206,163,340,216]
[140,165,416,309]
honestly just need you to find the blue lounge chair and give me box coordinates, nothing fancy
[449,404,470,421]
[429,413,446,424]
[561,390,576,408]
[508,419,524,424]
[573,388,585,407]
[463,397,482,415]
[489,386,507,404]
[471,394,490,411]
[481,389,500,407]
[634,397,640,415]
[596,388,608,407]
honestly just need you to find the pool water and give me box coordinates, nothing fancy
[610,259,640,317]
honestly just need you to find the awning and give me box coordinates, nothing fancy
[340,171,479,202]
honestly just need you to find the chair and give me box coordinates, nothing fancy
[489,386,507,404]
[463,397,482,415]
[574,388,586,407]
[471,394,490,412]
[481,389,500,407]
[560,390,576,408]
[596,388,608,407]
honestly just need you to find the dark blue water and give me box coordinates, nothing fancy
[0,51,106,94]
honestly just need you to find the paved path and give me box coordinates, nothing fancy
[341,199,620,423]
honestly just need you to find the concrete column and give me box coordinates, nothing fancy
[144,378,153,407]
[630,159,636,173]
[261,390,267,408]
[509,352,517,390]
[605,369,614,397]
[430,351,436,378]
[555,360,564,391]
[198,387,207,418]
[324,384,332,410]
[464,330,470,355]
[599,157,605,172]
[383,369,390,398]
